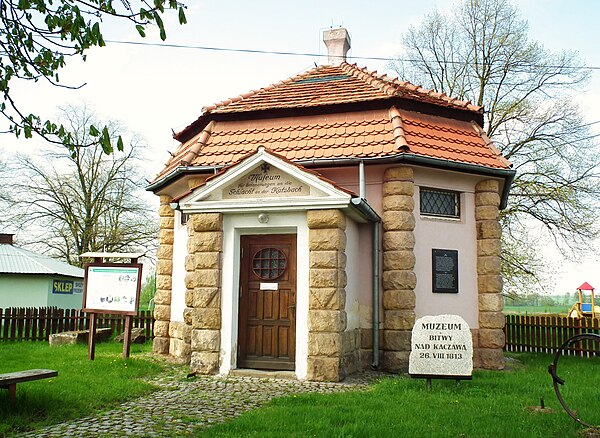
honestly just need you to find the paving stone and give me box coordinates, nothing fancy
[18,358,390,437]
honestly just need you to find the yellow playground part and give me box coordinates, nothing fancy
[567,282,600,318]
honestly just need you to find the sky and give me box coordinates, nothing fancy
[3,0,600,295]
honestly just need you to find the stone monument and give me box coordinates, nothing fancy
[409,314,473,378]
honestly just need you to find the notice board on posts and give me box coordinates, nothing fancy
[83,263,143,315]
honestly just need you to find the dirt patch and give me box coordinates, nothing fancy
[579,428,600,438]
[526,406,554,414]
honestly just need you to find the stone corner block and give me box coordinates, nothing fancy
[152,337,170,355]
[308,332,342,357]
[384,166,413,181]
[381,350,409,373]
[191,329,221,352]
[192,308,221,330]
[306,356,342,382]
[475,179,500,193]
[308,309,347,332]
[309,228,346,251]
[477,348,505,370]
[307,210,346,230]
[192,213,223,232]
[383,310,415,330]
[478,329,505,349]
[190,351,220,375]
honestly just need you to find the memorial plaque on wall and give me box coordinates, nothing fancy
[432,249,458,293]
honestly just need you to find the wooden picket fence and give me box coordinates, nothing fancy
[504,314,600,357]
[0,307,154,341]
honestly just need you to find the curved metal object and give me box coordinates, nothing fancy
[548,333,600,428]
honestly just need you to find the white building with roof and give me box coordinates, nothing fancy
[147,30,513,381]
[0,234,84,309]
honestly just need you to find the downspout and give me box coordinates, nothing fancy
[372,220,380,369]
[359,161,366,199]
[356,162,380,369]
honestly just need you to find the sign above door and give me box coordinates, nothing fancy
[175,147,357,214]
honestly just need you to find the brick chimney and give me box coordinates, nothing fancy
[323,28,351,66]
[0,234,14,245]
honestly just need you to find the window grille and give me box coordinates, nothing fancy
[420,188,460,218]
[252,248,287,280]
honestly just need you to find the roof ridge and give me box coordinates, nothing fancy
[340,63,397,96]
[339,62,480,112]
[389,106,409,151]
[470,121,512,168]
[181,121,215,165]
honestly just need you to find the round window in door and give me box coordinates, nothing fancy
[252,248,287,280]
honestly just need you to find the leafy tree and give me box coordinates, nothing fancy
[0,1,186,153]
[9,104,158,266]
[392,0,600,292]
[140,269,156,311]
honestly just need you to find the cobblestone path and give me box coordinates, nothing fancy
[20,361,385,437]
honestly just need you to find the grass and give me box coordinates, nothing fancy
[0,341,165,436]
[200,353,600,438]
[2,344,599,437]
[504,305,570,315]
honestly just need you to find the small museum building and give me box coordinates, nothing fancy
[148,29,514,381]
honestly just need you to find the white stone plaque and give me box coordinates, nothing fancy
[409,314,473,378]
[223,163,309,199]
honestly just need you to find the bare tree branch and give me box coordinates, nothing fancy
[391,0,600,292]
[7,104,158,266]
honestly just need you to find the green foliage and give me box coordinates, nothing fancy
[203,354,600,437]
[0,0,187,154]
[0,341,164,435]
[504,293,581,314]
[139,269,156,311]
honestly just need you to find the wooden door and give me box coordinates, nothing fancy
[238,234,296,370]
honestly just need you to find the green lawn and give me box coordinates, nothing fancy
[0,341,165,436]
[504,305,570,315]
[2,342,599,438]
[200,353,600,438]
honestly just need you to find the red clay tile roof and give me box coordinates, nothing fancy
[174,63,482,143]
[152,63,510,186]
[201,63,481,115]
[397,109,511,169]
[155,107,510,184]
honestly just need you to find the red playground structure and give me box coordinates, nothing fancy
[567,282,598,318]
